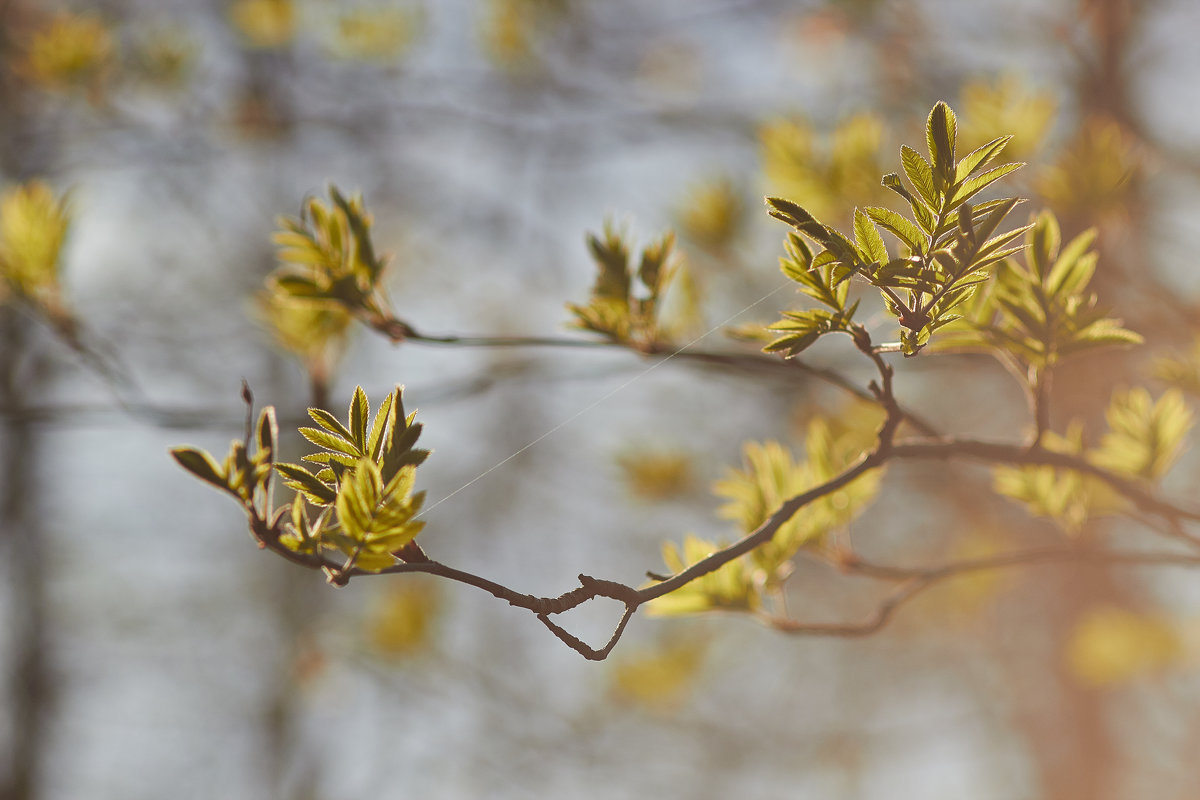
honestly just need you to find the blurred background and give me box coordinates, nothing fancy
[3,0,1200,798]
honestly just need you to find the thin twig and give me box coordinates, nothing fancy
[757,545,1200,637]
[889,437,1200,533]
[368,312,942,436]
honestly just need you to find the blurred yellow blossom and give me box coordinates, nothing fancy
[958,75,1056,161]
[676,177,743,252]
[0,180,70,302]
[617,449,693,502]
[255,289,352,374]
[332,7,419,61]
[1037,117,1139,220]
[366,581,440,656]
[761,112,889,224]
[1066,606,1181,687]
[24,12,114,91]
[610,635,707,712]
[230,0,296,49]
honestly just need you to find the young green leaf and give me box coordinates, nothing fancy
[901,145,938,207]
[853,208,888,267]
[764,196,826,240]
[926,101,958,190]
[863,206,927,255]
[275,462,338,505]
[171,447,230,492]
[1091,388,1193,481]
[308,407,356,444]
[367,388,397,462]
[299,425,363,457]
[764,305,860,358]
[349,385,369,452]
[948,162,1024,211]
[994,426,1116,533]
[954,135,1013,184]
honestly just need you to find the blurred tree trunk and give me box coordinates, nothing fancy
[0,4,54,796]
[0,311,52,800]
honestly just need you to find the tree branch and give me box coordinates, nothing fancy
[358,311,942,437]
[233,330,1200,660]
[756,545,1200,637]
[890,437,1200,534]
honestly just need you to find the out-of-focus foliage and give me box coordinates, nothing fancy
[329,6,421,61]
[1037,118,1140,219]
[255,290,353,377]
[22,12,114,91]
[958,75,1057,162]
[479,0,566,72]
[937,210,1141,368]
[761,112,891,224]
[616,449,694,502]
[366,580,440,656]
[994,388,1191,531]
[993,425,1118,533]
[0,180,70,311]
[676,176,744,252]
[125,26,198,88]
[713,403,883,586]
[646,535,759,617]
[1152,338,1200,397]
[567,224,678,349]
[1066,606,1182,687]
[229,0,296,49]
[644,402,884,617]
[917,530,1013,626]
[714,440,811,568]
[1091,387,1193,482]
[609,635,708,712]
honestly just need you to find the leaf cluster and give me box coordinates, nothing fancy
[760,112,891,224]
[267,186,392,323]
[172,402,279,510]
[1037,117,1139,219]
[940,210,1140,369]
[0,180,70,306]
[275,386,429,571]
[957,76,1056,162]
[995,389,1193,531]
[651,404,884,615]
[676,176,743,251]
[992,425,1116,533]
[255,287,353,372]
[721,410,882,570]
[766,102,1027,356]
[567,223,678,349]
[23,12,115,90]
[172,386,431,576]
[645,534,759,617]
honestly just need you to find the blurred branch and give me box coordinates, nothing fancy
[363,312,941,436]
[214,326,1200,661]
[243,331,903,659]
[891,437,1200,542]
[759,544,1200,637]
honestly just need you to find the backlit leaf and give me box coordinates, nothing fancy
[171,447,229,492]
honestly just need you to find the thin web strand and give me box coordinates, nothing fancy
[419,282,791,517]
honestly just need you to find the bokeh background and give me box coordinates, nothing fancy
[4,0,1200,798]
